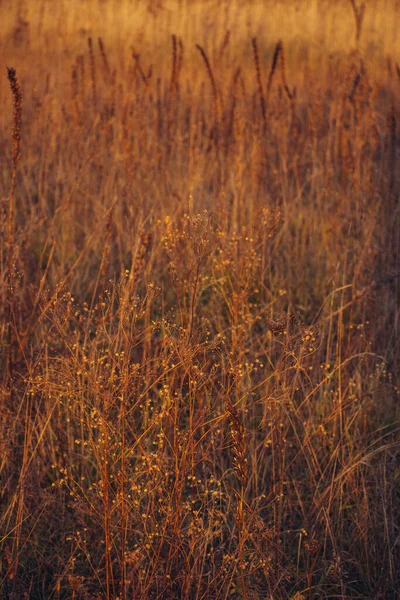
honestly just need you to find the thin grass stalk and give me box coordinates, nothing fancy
[389,103,396,192]
[226,393,248,600]
[120,388,127,600]
[101,398,114,600]
[5,67,22,386]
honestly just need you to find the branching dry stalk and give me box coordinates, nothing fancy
[349,0,366,46]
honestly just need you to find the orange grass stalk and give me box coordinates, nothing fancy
[6,67,22,383]
[226,394,249,600]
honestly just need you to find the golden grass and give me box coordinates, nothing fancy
[1,1,400,599]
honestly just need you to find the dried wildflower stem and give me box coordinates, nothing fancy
[226,392,248,600]
[120,388,127,600]
[6,67,22,384]
[187,260,200,343]
[101,399,114,600]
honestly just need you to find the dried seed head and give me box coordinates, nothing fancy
[7,67,22,167]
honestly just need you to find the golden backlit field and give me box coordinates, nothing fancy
[1,1,400,598]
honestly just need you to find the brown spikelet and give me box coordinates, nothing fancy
[278,41,293,101]
[7,68,22,168]
[71,63,78,98]
[170,33,178,94]
[266,40,281,100]
[349,72,362,105]
[98,36,110,80]
[195,44,219,117]
[252,37,266,122]
[177,38,184,80]
[88,37,97,106]
[77,53,85,86]
[219,29,231,63]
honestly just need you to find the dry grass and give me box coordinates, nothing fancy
[1,1,400,598]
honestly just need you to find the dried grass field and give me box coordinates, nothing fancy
[1,0,400,598]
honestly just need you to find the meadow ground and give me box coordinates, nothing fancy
[1,0,400,598]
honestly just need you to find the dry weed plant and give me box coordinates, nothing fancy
[0,1,400,599]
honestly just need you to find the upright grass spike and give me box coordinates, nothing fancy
[98,36,110,80]
[252,37,266,122]
[88,36,97,107]
[5,67,22,385]
[266,39,281,101]
[195,44,220,118]
[170,33,178,94]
